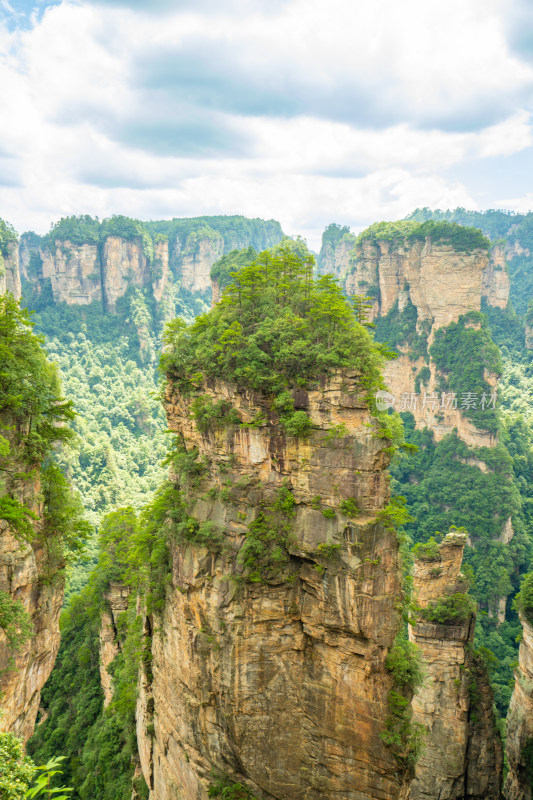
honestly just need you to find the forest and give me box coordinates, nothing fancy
[1,210,533,799]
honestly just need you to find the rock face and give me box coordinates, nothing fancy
[0,470,64,742]
[505,615,533,800]
[136,374,409,800]
[174,231,224,292]
[340,233,507,447]
[408,533,503,800]
[99,582,130,707]
[41,240,102,306]
[345,238,490,328]
[102,236,152,311]
[481,244,510,309]
[26,218,283,310]
[0,241,22,299]
[318,232,357,278]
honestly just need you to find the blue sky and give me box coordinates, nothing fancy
[1,0,533,246]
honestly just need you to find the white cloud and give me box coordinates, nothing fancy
[0,0,532,244]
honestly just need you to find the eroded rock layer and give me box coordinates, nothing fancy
[136,375,408,800]
[505,615,533,800]
[0,469,64,741]
[408,533,502,800]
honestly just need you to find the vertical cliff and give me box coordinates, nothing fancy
[41,240,102,306]
[505,597,533,800]
[129,244,422,800]
[99,582,131,708]
[173,229,224,292]
[0,294,86,742]
[22,215,284,313]
[408,532,502,800]
[135,375,406,800]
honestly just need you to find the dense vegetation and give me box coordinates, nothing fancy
[162,240,391,410]
[430,311,502,434]
[356,219,490,253]
[28,508,150,800]
[7,203,533,796]
[0,293,89,670]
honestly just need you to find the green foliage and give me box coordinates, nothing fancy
[430,312,502,434]
[385,633,425,692]
[43,216,101,248]
[412,537,440,561]
[0,294,75,463]
[191,396,241,434]
[26,755,72,799]
[208,777,258,799]
[514,572,533,625]
[0,590,33,666]
[238,483,295,583]
[145,215,283,260]
[339,497,359,516]
[414,366,431,394]
[162,242,390,423]
[373,299,429,359]
[421,593,477,625]
[0,731,35,799]
[382,634,425,769]
[28,509,151,800]
[210,248,257,293]
[30,301,170,529]
[356,219,489,253]
[0,218,18,257]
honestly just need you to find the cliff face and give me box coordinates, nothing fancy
[0,241,22,299]
[481,244,510,309]
[505,615,533,800]
[345,238,491,327]
[99,582,130,708]
[102,236,153,311]
[174,231,224,292]
[136,374,408,800]
[41,240,102,306]
[0,467,64,741]
[342,235,504,447]
[408,533,503,800]
[318,232,357,278]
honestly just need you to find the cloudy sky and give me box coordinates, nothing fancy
[1,0,533,247]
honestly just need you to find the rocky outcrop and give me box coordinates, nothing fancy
[0,470,64,742]
[408,533,502,800]
[102,236,152,311]
[99,582,130,707]
[151,239,170,304]
[136,374,409,800]
[505,615,533,800]
[318,231,356,278]
[0,241,22,299]
[381,351,498,448]
[481,244,510,309]
[41,240,102,306]
[346,238,488,328]
[174,231,224,292]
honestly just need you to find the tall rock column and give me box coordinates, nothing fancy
[0,451,64,741]
[408,532,502,800]
[505,614,533,800]
[136,374,410,800]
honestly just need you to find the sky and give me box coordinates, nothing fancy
[1,0,533,248]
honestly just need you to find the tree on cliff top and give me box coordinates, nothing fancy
[161,240,392,401]
[356,219,490,253]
